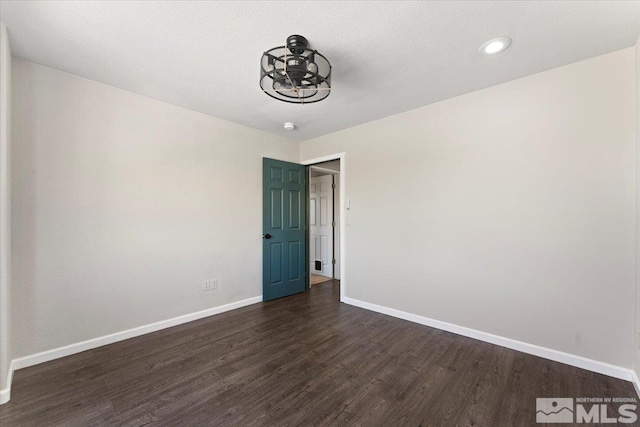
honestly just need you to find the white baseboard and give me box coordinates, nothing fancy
[342,297,635,383]
[13,295,262,370]
[0,360,14,404]
[0,295,262,404]
[631,371,640,400]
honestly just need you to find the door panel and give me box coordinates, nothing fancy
[269,242,283,283]
[288,241,301,280]
[270,189,283,229]
[289,190,301,229]
[263,158,307,301]
[309,174,334,278]
[320,197,329,225]
[310,199,317,225]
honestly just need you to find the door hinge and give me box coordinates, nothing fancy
[332,183,336,189]
[332,221,336,227]
[332,259,336,265]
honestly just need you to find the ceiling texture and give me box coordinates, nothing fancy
[1,1,640,142]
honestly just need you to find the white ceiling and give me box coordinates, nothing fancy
[2,1,640,142]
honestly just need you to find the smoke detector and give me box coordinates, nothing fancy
[284,122,296,131]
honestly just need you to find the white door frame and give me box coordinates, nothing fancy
[301,153,346,302]
[309,173,334,278]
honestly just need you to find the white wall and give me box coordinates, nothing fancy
[301,48,636,368]
[634,35,640,380]
[320,160,340,172]
[11,59,298,358]
[0,22,12,396]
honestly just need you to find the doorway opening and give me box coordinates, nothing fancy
[308,160,340,288]
[262,154,345,302]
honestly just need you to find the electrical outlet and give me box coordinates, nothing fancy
[202,280,211,292]
[211,279,218,290]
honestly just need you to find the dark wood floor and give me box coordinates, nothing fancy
[0,280,636,426]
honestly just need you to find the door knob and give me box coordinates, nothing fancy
[263,234,272,239]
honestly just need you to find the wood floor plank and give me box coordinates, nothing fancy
[1,280,636,426]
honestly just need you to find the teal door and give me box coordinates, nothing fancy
[263,158,308,301]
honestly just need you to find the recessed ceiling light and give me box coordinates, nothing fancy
[284,122,295,131]
[479,37,512,55]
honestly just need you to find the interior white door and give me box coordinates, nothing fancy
[309,174,334,278]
